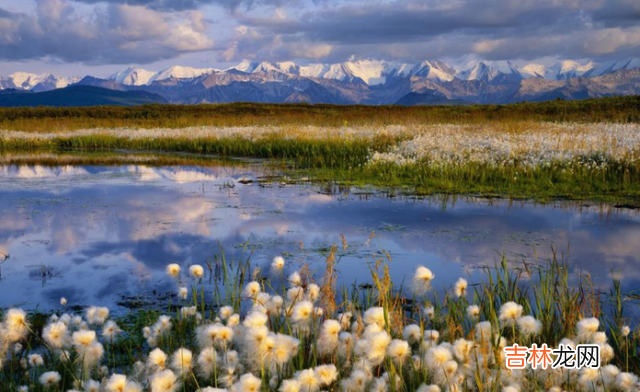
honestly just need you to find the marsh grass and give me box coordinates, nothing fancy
[0,242,638,392]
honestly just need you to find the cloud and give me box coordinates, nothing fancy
[220,0,640,62]
[0,0,214,64]
[68,0,300,12]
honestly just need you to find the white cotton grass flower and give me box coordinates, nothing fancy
[233,373,261,392]
[219,306,234,319]
[39,371,61,387]
[387,339,411,364]
[102,320,122,342]
[621,325,631,337]
[4,308,29,342]
[454,277,468,298]
[28,354,44,367]
[271,256,285,273]
[86,306,110,325]
[288,271,302,287]
[363,307,386,327]
[105,374,127,392]
[73,330,97,347]
[43,321,69,349]
[425,344,452,370]
[291,301,314,324]
[279,379,301,392]
[403,324,422,344]
[60,297,67,306]
[189,264,204,279]
[499,301,523,326]
[150,370,180,392]
[166,264,181,279]
[148,348,168,371]
[576,317,600,341]
[616,372,639,391]
[417,384,441,392]
[243,281,261,298]
[412,266,435,295]
[178,287,188,300]
[315,364,338,386]
[295,368,320,392]
[170,348,193,375]
[423,306,435,319]
[516,315,542,336]
[467,305,480,319]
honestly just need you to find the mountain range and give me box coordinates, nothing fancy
[2,58,640,106]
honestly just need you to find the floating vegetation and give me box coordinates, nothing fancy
[0,245,638,392]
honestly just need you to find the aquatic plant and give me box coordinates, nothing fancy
[0,244,638,392]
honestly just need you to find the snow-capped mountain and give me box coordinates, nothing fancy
[4,57,640,106]
[0,72,77,92]
[108,65,219,86]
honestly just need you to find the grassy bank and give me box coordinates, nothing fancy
[2,120,640,203]
[0,245,638,392]
[1,97,640,131]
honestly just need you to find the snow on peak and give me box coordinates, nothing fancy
[109,67,156,86]
[151,66,217,82]
[409,60,456,82]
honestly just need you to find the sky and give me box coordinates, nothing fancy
[1,0,640,77]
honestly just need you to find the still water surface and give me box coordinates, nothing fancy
[1,163,639,312]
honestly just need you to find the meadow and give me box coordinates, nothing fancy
[0,246,638,392]
[2,97,640,202]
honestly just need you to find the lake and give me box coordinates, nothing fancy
[1,161,639,313]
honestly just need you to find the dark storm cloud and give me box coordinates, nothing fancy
[0,0,214,64]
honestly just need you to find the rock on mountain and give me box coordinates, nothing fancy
[2,58,640,106]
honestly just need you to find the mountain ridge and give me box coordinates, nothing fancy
[2,58,640,106]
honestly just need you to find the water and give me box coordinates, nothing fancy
[1,162,639,313]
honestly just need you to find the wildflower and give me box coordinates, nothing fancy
[196,347,218,378]
[499,302,523,326]
[307,284,320,302]
[417,385,441,392]
[60,297,67,305]
[425,344,452,370]
[86,306,110,325]
[454,278,468,298]
[271,256,285,272]
[576,317,600,341]
[387,339,411,364]
[73,330,97,347]
[84,380,101,392]
[43,321,69,349]
[517,315,542,336]
[4,308,29,342]
[233,373,261,392]
[366,331,392,364]
[288,271,302,287]
[467,305,480,319]
[424,306,435,318]
[105,374,127,392]
[170,348,194,375]
[167,264,181,278]
[220,306,234,319]
[315,364,338,386]
[621,325,631,337]
[39,371,61,387]
[150,370,180,392]
[403,324,422,344]
[317,319,341,355]
[189,265,204,279]
[280,380,301,392]
[363,307,385,327]
[28,354,44,367]
[296,368,320,392]
[291,301,314,324]
[102,320,122,342]
[616,372,639,391]
[149,348,168,371]
[178,287,188,300]
[243,281,261,298]
[413,266,435,295]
